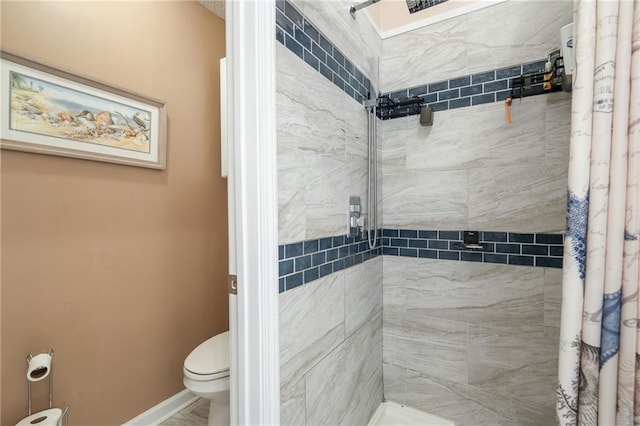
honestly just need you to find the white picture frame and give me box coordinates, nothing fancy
[0,51,167,169]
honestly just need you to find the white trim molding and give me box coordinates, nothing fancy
[120,389,198,426]
[227,0,280,425]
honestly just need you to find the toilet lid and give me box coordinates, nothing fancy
[184,331,230,375]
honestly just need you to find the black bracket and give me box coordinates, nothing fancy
[376,95,423,120]
[509,56,565,99]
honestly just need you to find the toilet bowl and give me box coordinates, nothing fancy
[183,331,230,426]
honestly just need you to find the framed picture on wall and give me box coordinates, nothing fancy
[0,51,167,169]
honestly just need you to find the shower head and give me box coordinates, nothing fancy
[350,0,380,18]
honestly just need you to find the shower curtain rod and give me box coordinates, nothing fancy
[349,0,380,18]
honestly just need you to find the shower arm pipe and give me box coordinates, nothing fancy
[350,0,380,18]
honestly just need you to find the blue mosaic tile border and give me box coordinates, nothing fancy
[278,228,564,294]
[276,0,372,104]
[381,229,564,268]
[278,232,383,293]
[384,59,549,114]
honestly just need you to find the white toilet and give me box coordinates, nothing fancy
[183,331,230,426]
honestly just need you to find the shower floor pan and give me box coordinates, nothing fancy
[368,400,455,426]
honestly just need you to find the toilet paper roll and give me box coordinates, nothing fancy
[27,353,52,382]
[15,408,62,426]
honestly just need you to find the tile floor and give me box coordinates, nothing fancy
[160,398,208,425]
[160,398,453,426]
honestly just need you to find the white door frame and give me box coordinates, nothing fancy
[226,1,280,425]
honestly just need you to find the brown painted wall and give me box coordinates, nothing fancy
[0,2,227,425]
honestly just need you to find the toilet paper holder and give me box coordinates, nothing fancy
[23,348,69,426]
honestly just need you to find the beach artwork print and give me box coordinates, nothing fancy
[1,52,166,169]
[10,71,152,153]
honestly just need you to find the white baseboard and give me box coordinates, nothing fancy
[121,389,199,426]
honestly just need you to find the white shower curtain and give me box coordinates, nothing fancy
[557,0,640,425]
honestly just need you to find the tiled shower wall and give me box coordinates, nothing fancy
[381,0,574,93]
[379,1,573,425]
[284,0,381,90]
[276,0,383,424]
[278,0,573,424]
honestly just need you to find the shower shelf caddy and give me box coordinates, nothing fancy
[376,54,567,121]
[509,55,565,99]
[376,95,423,120]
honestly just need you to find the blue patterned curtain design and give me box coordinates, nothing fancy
[557,0,640,425]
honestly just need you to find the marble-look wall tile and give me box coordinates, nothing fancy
[379,86,569,235]
[544,267,563,338]
[277,43,374,243]
[277,43,346,157]
[304,145,368,241]
[378,3,569,414]
[280,257,384,425]
[468,164,567,233]
[292,0,382,90]
[280,375,306,426]
[278,145,307,243]
[464,1,572,77]
[377,139,385,228]
[382,167,468,229]
[383,309,468,384]
[305,155,355,239]
[345,256,382,335]
[305,313,383,426]
[406,97,546,170]
[280,272,345,391]
[467,324,558,407]
[514,396,559,426]
[382,362,406,404]
[381,0,573,92]
[382,14,468,93]
[277,2,383,423]
[380,115,411,168]
[278,45,346,244]
[403,368,518,426]
[383,257,544,327]
[344,102,368,159]
[386,365,559,426]
[382,257,560,425]
[467,323,560,426]
[545,91,572,165]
